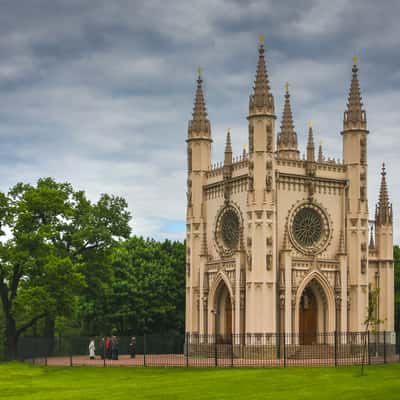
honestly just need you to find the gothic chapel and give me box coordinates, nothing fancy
[185,38,394,340]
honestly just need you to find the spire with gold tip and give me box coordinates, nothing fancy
[277,82,300,160]
[343,55,367,131]
[188,66,211,138]
[375,163,393,225]
[249,34,274,115]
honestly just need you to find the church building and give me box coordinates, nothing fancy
[185,38,394,339]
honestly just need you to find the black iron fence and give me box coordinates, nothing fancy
[15,331,400,368]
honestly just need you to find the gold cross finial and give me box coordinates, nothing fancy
[285,82,289,93]
[319,139,323,146]
[309,120,313,128]
[352,55,358,65]
[259,34,265,45]
[198,66,202,78]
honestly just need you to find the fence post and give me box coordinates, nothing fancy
[283,333,286,368]
[143,333,147,367]
[231,335,234,368]
[367,331,371,365]
[383,331,387,364]
[334,331,337,367]
[185,333,189,368]
[103,339,106,367]
[44,339,48,367]
[214,335,218,368]
[69,338,73,367]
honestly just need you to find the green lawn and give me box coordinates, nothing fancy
[0,362,399,400]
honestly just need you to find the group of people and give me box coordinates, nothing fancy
[88,336,137,360]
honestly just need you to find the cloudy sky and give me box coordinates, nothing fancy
[0,0,398,242]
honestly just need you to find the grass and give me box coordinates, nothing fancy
[0,362,399,399]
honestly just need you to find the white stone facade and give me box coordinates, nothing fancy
[185,43,394,337]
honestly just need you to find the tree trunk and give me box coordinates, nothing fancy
[44,315,55,356]
[5,314,18,360]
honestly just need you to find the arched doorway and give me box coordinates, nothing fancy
[299,279,328,344]
[214,281,233,342]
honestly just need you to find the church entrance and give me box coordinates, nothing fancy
[214,281,233,343]
[299,279,328,344]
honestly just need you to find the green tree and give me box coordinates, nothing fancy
[0,178,131,359]
[96,237,185,335]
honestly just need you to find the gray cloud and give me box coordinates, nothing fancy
[0,0,398,242]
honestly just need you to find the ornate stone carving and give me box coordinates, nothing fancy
[266,174,272,192]
[288,201,331,256]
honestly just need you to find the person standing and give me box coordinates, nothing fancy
[129,336,136,358]
[89,339,96,360]
[111,335,119,360]
[105,337,111,359]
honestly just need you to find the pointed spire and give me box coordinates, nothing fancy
[277,83,300,160]
[306,121,315,162]
[188,67,211,138]
[224,129,233,166]
[343,56,367,131]
[318,140,323,163]
[369,225,375,250]
[249,36,274,115]
[375,163,393,225]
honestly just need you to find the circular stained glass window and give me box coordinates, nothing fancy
[292,207,322,247]
[221,209,240,249]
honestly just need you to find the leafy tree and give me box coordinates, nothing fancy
[93,237,186,336]
[0,178,131,359]
[361,287,383,376]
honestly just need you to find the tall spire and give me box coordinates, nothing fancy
[318,140,324,163]
[306,121,315,162]
[375,163,393,225]
[277,83,299,159]
[249,36,274,115]
[188,67,211,138]
[343,56,367,131]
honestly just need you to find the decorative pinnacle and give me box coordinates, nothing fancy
[375,162,392,225]
[306,122,315,162]
[352,54,358,65]
[259,33,265,45]
[198,66,202,78]
[343,57,367,130]
[369,225,375,250]
[188,69,211,137]
[224,129,233,170]
[309,120,313,128]
[318,140,323,163]
[249,37,274,115]
[277,82,299,159]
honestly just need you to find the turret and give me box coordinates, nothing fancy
[277,83,300,160]
[186,68,212,216]
[246,36,277,334]
[341,56,369,332]
[374,163,394,331]
[186,68,212,334]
